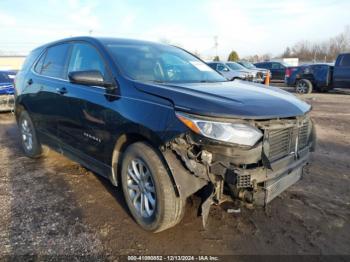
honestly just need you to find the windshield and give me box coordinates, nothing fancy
[226,62,246,70]
[238,61,256,69]
[105,43,226,83]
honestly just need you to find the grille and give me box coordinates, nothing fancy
[298,121,309,149]
[237,174,251,188]
[267,119,310,162]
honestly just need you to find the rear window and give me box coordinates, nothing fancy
[340,54,350,66]
[35,43,71,79]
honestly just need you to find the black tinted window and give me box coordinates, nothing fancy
[39,44,70,79]
[340,54,350,66]
[68,43,108,78]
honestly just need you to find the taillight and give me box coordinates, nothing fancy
[285,68,291,77]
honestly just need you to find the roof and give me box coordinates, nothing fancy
[32,36,167,52]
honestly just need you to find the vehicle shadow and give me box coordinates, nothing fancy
[0,114,104,257]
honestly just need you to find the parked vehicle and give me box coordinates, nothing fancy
[286,53,350,93]
[237,60,271,82]
[207,61,258,82]
[333,53,350,89]
[0,70,15,112]
[254,61,295,81]
[15,37,315,232]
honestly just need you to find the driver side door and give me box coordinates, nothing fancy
[58,42,115,167]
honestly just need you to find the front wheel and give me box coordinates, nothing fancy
[121,142,185,232]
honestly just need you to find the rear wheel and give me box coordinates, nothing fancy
[295,79,313,94]
[121,142,185,232]
[18,111,47,158]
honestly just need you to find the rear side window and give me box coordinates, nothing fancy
[68,43,108,79]
[340,54,350,66]
[20,48,42,72]
[36,43,71,79]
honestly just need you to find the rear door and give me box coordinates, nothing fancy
[26,43,71,146]
[271,62,285,80]
[333,54,350,88]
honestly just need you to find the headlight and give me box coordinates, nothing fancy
[176,112,263,146]
[239,73,248,79]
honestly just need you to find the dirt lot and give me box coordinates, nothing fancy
[0,91,349,259]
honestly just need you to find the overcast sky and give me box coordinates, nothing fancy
[0,0,349,59]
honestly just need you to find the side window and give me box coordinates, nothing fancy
[39,44,71,79]
[217,64,228,72]
[208,63,217,70]
[258,63,269,69]
[340,54,350,66]
[272,63,282,69]
[34,52,46,74]
[68,43,108,79]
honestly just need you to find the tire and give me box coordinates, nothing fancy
[121,142,185,232]
[18,111,46,158]
[295,79,313,94]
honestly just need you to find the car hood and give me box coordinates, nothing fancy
[134,80,311,119]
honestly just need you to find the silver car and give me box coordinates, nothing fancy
[237,60,271,82]
[207,61,257,82]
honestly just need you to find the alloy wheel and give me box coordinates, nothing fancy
[296,81,307,93]
[126,158,156,218]
[21,119,33,151]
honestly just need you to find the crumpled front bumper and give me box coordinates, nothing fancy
[235,146,310,206]
[0,94,15,112]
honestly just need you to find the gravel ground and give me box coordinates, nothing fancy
[0,90,349,259]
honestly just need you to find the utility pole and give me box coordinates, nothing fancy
[214,36,218,57]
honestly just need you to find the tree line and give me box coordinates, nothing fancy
[281,26,350,62]
[216,26,350,63]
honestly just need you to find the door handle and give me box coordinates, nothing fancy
[27,79,33,85]
[56,87,68,95]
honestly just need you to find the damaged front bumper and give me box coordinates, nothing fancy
[0,94,15,112]
[163,115,315,226]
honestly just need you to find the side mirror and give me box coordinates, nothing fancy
[68,70,113,88]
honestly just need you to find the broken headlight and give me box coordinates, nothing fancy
[176,112,263,146]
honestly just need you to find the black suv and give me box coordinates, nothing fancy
[254,61,294,81]
[15,37,315,232]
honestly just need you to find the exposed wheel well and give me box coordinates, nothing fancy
[110,134,180,196]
